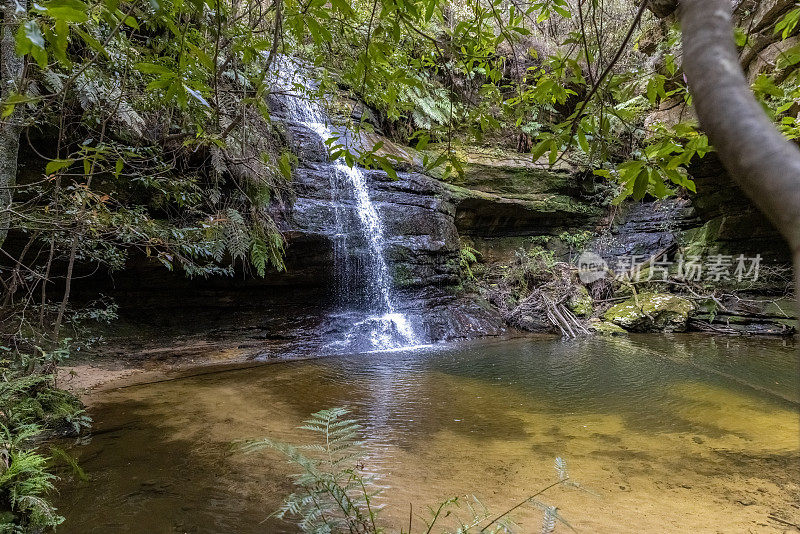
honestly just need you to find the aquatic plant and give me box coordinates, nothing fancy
[244,407,581,533]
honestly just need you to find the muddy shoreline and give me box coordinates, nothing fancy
[59,331,541,401]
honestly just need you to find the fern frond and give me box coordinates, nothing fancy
[541,506,556,534]
[555,457,568,481]
[243,407,381,533]
[210,146,228,176]
[529,501,576,533]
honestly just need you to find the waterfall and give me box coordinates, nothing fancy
[273,59,419,350]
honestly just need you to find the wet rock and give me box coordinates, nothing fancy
[515,312,553,332]
[416,293,506,340]
[275,163,463,292]
[592,198,698,261]
[588,318,628,336]
[604,292,694,332]
[688,296,796,336]
[687,154,791,265]
[281,121,330,162]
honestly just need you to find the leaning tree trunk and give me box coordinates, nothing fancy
[0,0,26,249]
[649,0,800,304]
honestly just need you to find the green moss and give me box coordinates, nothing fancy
[681,218,724,257]
[567,286,593,317]
[604,292,694,332]
[589,319,628,336]
[392,263,416,288]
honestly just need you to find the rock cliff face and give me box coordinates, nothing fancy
[266,99,628,343]
[264,94,511,343]
[74,130,794,344]
[687,155,792,263]
[272,160,506,342]
[72,77,795,345]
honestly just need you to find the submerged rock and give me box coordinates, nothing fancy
[589,318,628,336]
[604,292,694,332]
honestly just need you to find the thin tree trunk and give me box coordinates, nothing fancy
[0,0,26,249]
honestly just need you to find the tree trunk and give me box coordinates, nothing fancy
[0,0,26,249]
[677,0,800,303]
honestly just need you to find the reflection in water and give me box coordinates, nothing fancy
[55,335,800,533]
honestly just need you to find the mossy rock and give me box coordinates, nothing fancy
[588,318,628,336]
[681,219,724,258]
[603,292,694,332]
[392,264,417,288]
[567,286,593,317]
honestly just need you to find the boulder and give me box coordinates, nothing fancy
[604,292,694,332]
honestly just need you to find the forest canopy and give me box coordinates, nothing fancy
[2,0,799,295]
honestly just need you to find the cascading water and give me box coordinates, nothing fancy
[273,59,419,350]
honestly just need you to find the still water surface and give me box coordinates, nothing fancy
[56,335,800,533]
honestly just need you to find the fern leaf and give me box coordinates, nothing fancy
[541,506,557,534]
[555,457,568,481]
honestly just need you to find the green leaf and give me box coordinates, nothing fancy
[1,93,27,117]
[530,139,550,161]
[135,62,174,76]
[632,168,649,200]
[278,152,292,180]
[617,160,644,182]
[776,43,800,69]
[414,132,430,151]
[73,26,107,57]
[379,160,397,180]
[30,45,48,68]
[424,0,436,22]
[116,9,139,29]
[45,158,75,175]
[775,8,800,39]
[186,42,214,71]
[646,75,666,105]
[51,18,69,64]
[577,129,589,154]
[552,5,571,18]
[752,74,783,98]
[16,20,45,55]
[43,0,89,22]
[329,0,354,15]
[665,54,677,76]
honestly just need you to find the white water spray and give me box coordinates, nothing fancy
[274,59,419,349]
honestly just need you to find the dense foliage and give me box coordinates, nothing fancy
[0,343,89,531]
[3,0,800,320]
